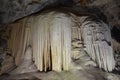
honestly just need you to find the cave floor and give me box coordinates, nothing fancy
[0,67,119,80]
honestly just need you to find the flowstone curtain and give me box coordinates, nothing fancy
[80,16,115,71]
[8,11,115,72]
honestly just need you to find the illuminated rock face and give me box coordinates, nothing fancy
[8,11,115,72]
[80,16,115,71]
[8,19,27,66]
[30,12,72,72]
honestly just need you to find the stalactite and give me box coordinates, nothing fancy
[30,12,72,72]
[81,16,115,71]
[8,19,29,66]
[7,10,115,73]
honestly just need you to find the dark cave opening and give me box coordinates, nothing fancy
[111,25,120,43]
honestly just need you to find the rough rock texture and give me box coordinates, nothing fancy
[0,68,120,80]
[0,0,119,28]
[74,0,120,27]
[0,49,15,75]
[0,25,12,72]
[0,0,74,24]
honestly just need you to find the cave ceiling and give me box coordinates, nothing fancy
[0,0,119,28]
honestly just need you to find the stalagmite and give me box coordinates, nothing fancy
[81,16,115,71]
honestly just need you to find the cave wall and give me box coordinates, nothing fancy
[0,0,119,75]
[0,0,119,28]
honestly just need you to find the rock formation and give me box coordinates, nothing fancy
[0,10,115,73]
[80,16,115,71]
[30,11,72,72]
[8,19,27,66]
[0,0,119,80]
[10,46,38,74]
[0,49,15,75]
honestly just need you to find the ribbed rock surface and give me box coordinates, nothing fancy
[0,10,115,73]
[80,16,115,71]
